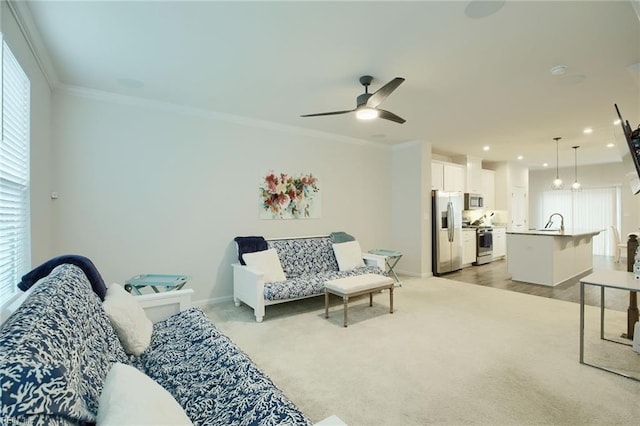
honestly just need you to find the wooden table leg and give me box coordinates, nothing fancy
[626,292,638,339]
[343,295,348,327]
[325,290,329,319]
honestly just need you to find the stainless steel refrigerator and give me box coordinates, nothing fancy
[432,190,463,275]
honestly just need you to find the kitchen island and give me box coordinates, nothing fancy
[506,229,603,286]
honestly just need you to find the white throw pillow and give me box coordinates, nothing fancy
[103,283,153,356]
[242,248,287,283]
[97,362,193,426]
[332,240,365,271]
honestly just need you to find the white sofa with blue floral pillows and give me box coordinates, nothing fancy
[0,259,312,425]
[232,234,388,322]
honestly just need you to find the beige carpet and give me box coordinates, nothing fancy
[205,277,640,425]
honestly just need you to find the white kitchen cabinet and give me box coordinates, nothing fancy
[462,229,477,266]
[431,162,444,190]
[510,186,527,231]
[493,227,506,259]
[444,163,465,192]
[481,169,495,210]
[465,156,483,194]
[431,161,465,192]
[493,162,529,232]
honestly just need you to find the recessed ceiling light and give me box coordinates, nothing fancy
[543,163,549,167]
[613,119,621,125]
[483,146,490,151]
[517,155,523,160]
[550,65,568,76]
[607,143,615,148]
[583,127,593,134]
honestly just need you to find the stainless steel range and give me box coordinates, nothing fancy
[475,226,493,265]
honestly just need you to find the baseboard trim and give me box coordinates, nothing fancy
[194,295,234,308]
[395,269,433,279]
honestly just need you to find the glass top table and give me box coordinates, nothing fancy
[124,274,189,295]
[368,249,402,286]
[579,270,640,381]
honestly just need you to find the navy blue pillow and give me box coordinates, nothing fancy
[234,236,268,265]
[18,255,108,300]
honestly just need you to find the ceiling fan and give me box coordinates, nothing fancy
[301,75,406,124]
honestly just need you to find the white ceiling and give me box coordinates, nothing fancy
[20,0,640,169]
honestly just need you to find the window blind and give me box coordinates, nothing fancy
[0,37,31,303]
[541,187,617,256]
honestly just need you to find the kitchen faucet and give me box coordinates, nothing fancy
[544,213,564,233]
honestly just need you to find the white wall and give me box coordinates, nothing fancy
[391,141,432,277]
[2,2,53,267]
[529,163,639,236]
[50,90,393,304]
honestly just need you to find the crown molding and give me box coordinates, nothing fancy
[391,140,425,151]
[56,83,389,149]
[6,0,60,89]
[6,0,391,149]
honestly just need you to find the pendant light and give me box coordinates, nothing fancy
[552,137,563,189]
[571,145,582,191]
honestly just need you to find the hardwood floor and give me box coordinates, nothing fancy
[441,255,631,312]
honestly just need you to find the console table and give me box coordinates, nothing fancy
[579,270,640,381]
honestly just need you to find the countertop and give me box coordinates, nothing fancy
[462,225,506,229]
[506,228,604,237]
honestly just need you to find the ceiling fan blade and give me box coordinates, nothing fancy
[377,109,406,124]
[300,109,354,117]
[366,77,405,108]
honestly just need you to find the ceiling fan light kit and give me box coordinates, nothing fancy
[301,75,406,124]
[355,107,379,120]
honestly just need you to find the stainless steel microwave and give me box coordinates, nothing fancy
[464,193,484,210]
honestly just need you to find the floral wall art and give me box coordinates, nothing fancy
[259,171,321,219]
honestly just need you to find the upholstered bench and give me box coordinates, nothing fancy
[324,273,394,327]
